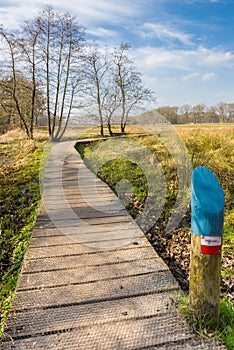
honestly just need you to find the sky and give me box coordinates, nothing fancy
[0,0,234,107]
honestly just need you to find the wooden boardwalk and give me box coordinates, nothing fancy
[1,141,226,349]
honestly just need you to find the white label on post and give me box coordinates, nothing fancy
[201,236,222,246]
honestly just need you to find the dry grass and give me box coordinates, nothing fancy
[0,128,26,143]
[0,127,48,143]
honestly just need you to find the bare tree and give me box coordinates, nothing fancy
[0,76,18,132]
[18,19,43,138]
[191,104,206,123]
[83,45,110,136]
[205,106,218,123]
[84,43,154,135]
[0,26,45,139]
[179,104,191,122]
[227,103,234,122]
[214,102,230,123]
[0,74,45,134]
[0,6,88,140]
[156,106,179,124]
[35,6,85,140]
[0,27,33,138]
[112,43,154,133]
[102,81,121,135]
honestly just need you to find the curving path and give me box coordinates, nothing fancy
[1,141,226,349]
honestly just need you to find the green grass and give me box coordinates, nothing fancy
[1,125,233,347]
[76,134,178,224]
[218,298,234,349]
[76,125,234,349]
[0,131,47,336]
[97,158,148,217]
[178,295,234,349]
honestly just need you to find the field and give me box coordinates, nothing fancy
[77,124,233,299]
[77,123,234,348]
[0,124,233,348]
[0,128,48,333]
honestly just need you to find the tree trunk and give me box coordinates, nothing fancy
[107,121,113,136]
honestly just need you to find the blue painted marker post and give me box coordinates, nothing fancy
[189,166,224,326]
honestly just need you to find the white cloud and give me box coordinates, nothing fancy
[0,0,142,29]
[202,72,216,81]
[133,46,234,73]
[181,71,216,82]
[133,45,234,106]
[182,72,200,80]
[185,0,221,3]
[139,23,194,46]
[86,27,119,39]
[0,0,232,107]
[199,47,234,67]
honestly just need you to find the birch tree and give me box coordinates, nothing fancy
[35,6,85,140]
[112,43,154,133]
[84,45,111,136]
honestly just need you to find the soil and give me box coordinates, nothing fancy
[144,212,234,302]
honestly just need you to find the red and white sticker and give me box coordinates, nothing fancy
[201,236,222,255]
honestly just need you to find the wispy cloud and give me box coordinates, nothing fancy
[133,44,234,105]
[138,23,194,46]
[134,46,234,72]
[0,0,20,7]
[182,71,216,81]
[199,47,234,67]
[0,0,232,106]
[183,72,200,80]
[86,27,119,39]
[202,72,216,81]
[185,0,221,3]
[0,0,143,28]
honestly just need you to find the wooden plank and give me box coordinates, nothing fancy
[2,141,225,350]
[23,246,157,271]
[11,272,179,311]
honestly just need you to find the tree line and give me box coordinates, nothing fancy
[1,6,233,139]
[0,6,154,139]
[156,102,234,124]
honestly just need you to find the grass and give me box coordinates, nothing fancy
[0,124,233,348]
[178,295,234,349]
[76,124,234,350]
[218,298,234,349]
[0,128,48,336]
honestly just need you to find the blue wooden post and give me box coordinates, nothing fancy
[189,166,224,326]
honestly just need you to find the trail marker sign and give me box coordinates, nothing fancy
[189,166,225,326]
[191,165,224,254]
[200,236,222,255]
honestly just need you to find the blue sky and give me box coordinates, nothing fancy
[1,0,234,107]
